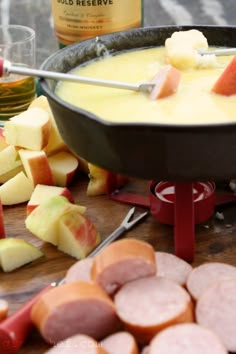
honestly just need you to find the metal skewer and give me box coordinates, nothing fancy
[198,48,236,56]
[0,58,155,93]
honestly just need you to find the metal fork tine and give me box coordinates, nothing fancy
[123,210,149,230]
[120,206,136,226]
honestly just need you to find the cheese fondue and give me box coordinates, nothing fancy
[56,46,236,125]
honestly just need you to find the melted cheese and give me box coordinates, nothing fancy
[56,46,235,125]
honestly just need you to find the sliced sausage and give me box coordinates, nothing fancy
[155,251,192,286]
[114,276,194,344]
[65,258,93,283]
[91,239,156,295]
[186,262,236,300]
[149,65,181,100]
[196,279,236,352]
[100,331,139,354]
[148,323,227,354]
[31,281,121,345]
[45,334,108,354]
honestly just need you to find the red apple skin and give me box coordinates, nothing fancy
[59,212,101,258]
[0,128,8,152]
[26,188,75,215]
[0,201,6,239]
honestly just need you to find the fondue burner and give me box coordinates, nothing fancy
[109,180,236,262]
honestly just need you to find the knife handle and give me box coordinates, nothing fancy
[0,283,55,354]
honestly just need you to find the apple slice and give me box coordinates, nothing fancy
[0,127,9,152]
[87,163,128,196]
[48,151,79,187]
[0,165,23,185]
[4,107,51,150]
[58,209,101,259]
[0,237,43,272]
[19,149,55,186]
[26,184,74,215]
[149,65,181,100]
[25,196,86,246]
[0,171,34,205]
[0,145,22,176]
[212,56,236,96]
[29,96,68,155]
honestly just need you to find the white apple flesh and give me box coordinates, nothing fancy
[0,238,43,272]
[48,151,79,187]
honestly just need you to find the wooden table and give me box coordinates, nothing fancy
[1,173,236,353]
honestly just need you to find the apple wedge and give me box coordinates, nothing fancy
[87,163,129,196]
[58,209,101,259]
[0,127,9,152]
[0,171,34,205]
[48,151,79,187]
[0,237,43,272]
[4,107,51,150]
[19,149,55,186]
[0,145,22,176]
[26,184,74,215]
[25,196,86,246]
[0,165,23,185]
[29,96,67,155]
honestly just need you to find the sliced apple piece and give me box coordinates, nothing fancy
[0,127,9,152]
[48,151,79,187]
[0,145,22,176]
[25,196,86,246]
[77,156,89,174]
[19,149,55,186]
[29,96,67,155]
[26,184,74,215]
[0,164,23,185]
[58,209,101,259]
[0,237,43,272]
[4,107,51,150]
[0,172,34,205]
[87,163,128,196]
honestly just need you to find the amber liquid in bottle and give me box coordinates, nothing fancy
[51,0,144,47]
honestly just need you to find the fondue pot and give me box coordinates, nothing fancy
[40,25,236,182]
[40,25,236,262]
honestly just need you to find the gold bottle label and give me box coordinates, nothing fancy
[51,0,143,46]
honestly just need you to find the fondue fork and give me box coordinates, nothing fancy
[0,207,148,354]
[0,58,155,93]
[198,48,236,56]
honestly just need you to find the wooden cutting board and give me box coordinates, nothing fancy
[1,174,236,354]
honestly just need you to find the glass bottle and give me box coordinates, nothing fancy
[51,0,144,48]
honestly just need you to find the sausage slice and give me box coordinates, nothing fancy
[91,239,156,295]
[100,331,139,354]
[45,334,108,353]
[196,279,236,352]
[155,251,192,286]
[65,258,93,283]
[114,276,193,344]
[186,262,236,300]
[31,281,120,344]
[148,323,227,354]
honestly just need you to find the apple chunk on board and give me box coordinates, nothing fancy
[48,151,79,187]
[25,195,101,258]
[4,107,51,151]
[19,149,55,186]
[26,184,74,215]
[25,196,86,246]
[0,238,43,272]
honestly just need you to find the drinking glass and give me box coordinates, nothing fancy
[0,25,36,124]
